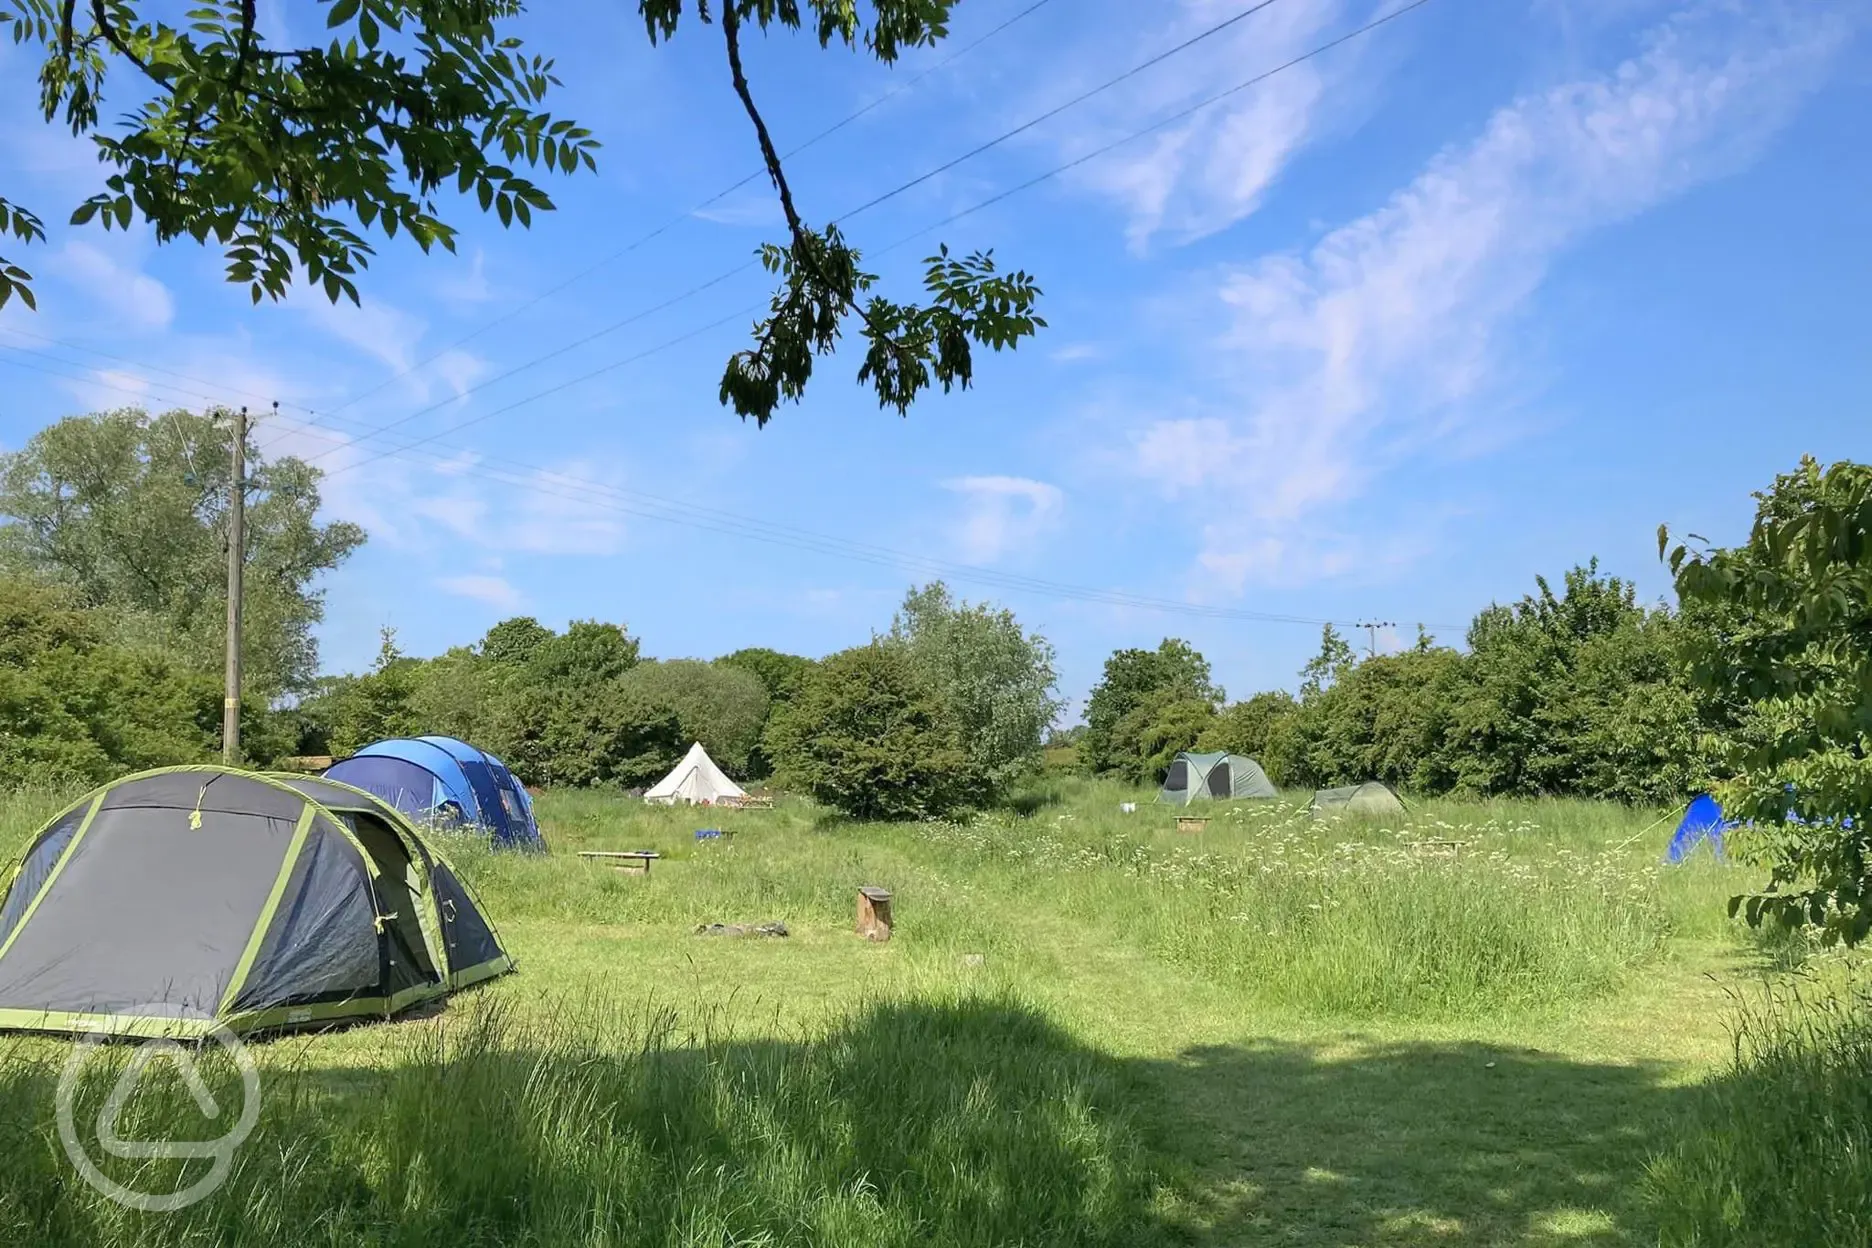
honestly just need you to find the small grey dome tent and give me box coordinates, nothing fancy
[1310,781,1407,818]
[0,767,511,1038]
[1159,752,1278,805]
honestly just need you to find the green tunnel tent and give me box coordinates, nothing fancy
[1158,752,1278,805]
[1310,781,1407,818]
[0,767,512,1038]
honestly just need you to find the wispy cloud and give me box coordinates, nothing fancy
[692,192,786,230]
[942,475,1065,563]
[1044,0,1356,249]
[405,459,629,557]
[1049,341,1102,364]
[435,248,494,307]
[295,292,487,403]
[1127,1,1854,587]
[435,574,525,611]
[46,241,174,332]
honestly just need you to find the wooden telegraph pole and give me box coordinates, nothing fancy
[1357,620,1395,660]
[222,406,248,765]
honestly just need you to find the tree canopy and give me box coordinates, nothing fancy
[0,0,1043,424]
[615,658,769,778]
[0,407,363,697]
[890,581,1060,800]
[1080,638,1222,779]
[1666,457,1872,945]
[766,640,967,821]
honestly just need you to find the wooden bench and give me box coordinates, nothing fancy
[1176,816,1211,834]
[732,795,775,810]
[577,850,661,875]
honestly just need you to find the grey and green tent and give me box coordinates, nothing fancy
[0,766,511,1038]
[1309,781,1407,818]
[1159,752,1278,805]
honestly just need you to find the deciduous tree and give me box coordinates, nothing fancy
[1080,639,1220,776]
[1666,457,1872,945]
[766,641,967,820]
[0,407,363,696]
[889,581,1060,801]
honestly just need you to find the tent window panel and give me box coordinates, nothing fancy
[0,808,297,1018]
[497,786,527,827]
[234,824,381,1013]
[0,805,88,951]
[1164,761,1189,792]
[432,863,505,976]
[326,757,445,819]
[456,763,511,839]
[1207,764,1232,798]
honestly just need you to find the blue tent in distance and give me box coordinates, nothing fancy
[1668,794,1730,863]
[325,736,544,850]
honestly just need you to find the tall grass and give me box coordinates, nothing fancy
[903,783,1691,1018]
[0,992,1160,1247]
[0,779,1785,1245]
[1645,975,1872,1246]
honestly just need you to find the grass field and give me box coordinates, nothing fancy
[0,779,1860,1245]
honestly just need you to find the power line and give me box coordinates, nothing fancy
[877,0,1440,251]
[0,326,317,416]
[276,0,1324,468]
[0,345,264,416]
[834,0,1288,225]
[272,261,759,461]
[50,0,1327,470]
[316,304,764,478]
[311,0,1065,420]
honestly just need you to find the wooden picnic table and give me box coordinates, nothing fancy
[577,850,662,875]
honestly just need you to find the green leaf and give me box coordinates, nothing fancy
[327,0,360,28]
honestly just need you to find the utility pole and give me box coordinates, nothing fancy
[222,406,248,765]
[1356,620,1394,660]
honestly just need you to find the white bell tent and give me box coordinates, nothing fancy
[644,742,747,806]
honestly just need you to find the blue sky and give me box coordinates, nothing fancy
[2,0,1868,717]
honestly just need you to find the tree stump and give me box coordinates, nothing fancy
[857,886,893,942]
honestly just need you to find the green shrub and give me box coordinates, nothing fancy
[768,642,970,820]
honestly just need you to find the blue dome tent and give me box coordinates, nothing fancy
[325,737,543,850]
[416,736,540,846]
[1667,794,1731,863]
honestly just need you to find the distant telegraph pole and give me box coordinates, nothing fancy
[1356,620,1394,659]
[222,406,249,765]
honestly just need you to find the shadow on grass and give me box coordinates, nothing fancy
[1136,1037,1691,1246]
[0,996,1728,1247]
